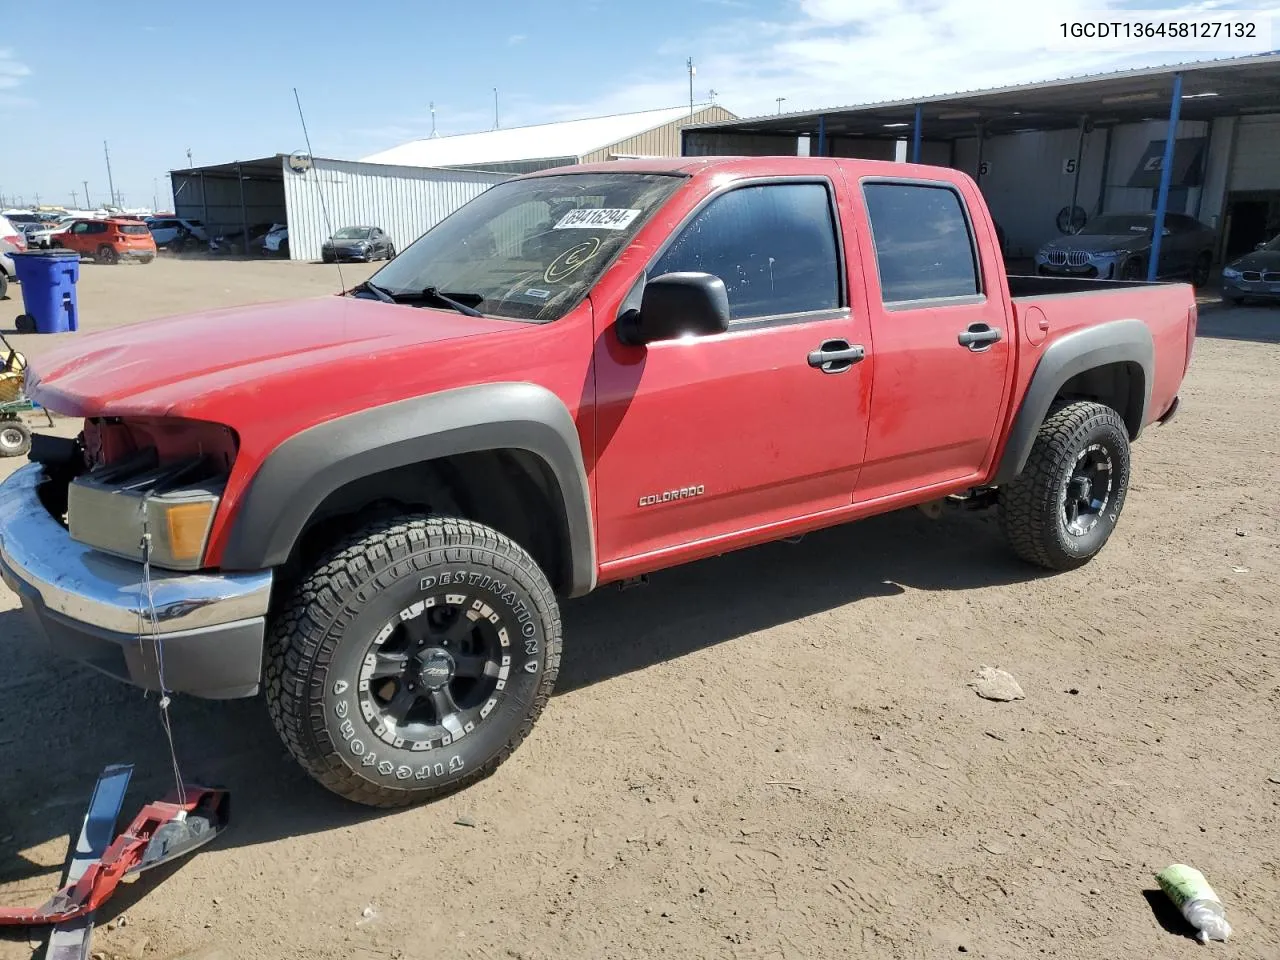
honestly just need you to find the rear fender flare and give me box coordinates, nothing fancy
[992,318,1153,485]
[219,382,596,596]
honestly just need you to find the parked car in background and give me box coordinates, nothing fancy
[1036,212,1215,286]
[321,226,395,263]
[1221,235,1280,304]
[210,222,275,256]
[146,216,208,248]
[0,238,16,299]
[53,218,157,263]
[263,224,289,257]
[0,215,28,255]
[26,217,78,249]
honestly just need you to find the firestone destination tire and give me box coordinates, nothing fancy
[265,515,562,808]
[999,401,1131,572]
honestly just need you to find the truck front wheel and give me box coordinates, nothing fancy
[999,401,1131,571]
[265,514,562,807]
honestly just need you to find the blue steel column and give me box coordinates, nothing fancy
[911,106,922,163]
[1147,72,1183,282]
[816,115,826,157]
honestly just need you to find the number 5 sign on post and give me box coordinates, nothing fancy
[1063,158,1077,175]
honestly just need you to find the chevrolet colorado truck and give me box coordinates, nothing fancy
[0,158,1196,807]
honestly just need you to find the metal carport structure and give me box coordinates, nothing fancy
[683,52,1280,279]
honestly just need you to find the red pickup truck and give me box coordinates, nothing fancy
[0,157,1195,807]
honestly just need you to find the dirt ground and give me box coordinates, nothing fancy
[0,259,1277,960]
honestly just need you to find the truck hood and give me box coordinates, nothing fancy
[26,294,515,417]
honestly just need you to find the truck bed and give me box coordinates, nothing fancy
[1005,274,1195,434]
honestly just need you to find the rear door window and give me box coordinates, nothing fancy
[861,182,981,305]
[650,181,842,322]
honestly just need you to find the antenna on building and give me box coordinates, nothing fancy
[709,88,718,104]
[430,101,438,138]
[687,58,696,117]
[493,88,500,130]
[776,96,786,114]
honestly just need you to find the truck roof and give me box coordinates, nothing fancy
[520,155,968,182]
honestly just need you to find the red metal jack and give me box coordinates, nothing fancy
[0,771,229,928]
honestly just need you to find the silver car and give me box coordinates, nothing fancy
[0,239,15,301]
[1036,212,1216,286]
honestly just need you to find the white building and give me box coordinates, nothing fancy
[170,104,737,262]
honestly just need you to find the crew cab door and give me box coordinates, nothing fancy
[850,177,1013,500]
[593,178,872,564]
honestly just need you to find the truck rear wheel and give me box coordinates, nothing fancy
[999,401,1131,571]
[265,514,561,807]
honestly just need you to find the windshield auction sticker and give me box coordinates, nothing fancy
[553,208,641,230]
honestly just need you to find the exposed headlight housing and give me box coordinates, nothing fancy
[68,461,225,571]
[1090,249,1129,259]
[66,417,237,571]
[1222,266,1242,279]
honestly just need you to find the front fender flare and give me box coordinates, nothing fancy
[219,382,596,596]
[992,318,1153,485]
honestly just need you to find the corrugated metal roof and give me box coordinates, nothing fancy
[361,105,712,167]
[689,51,1280,129]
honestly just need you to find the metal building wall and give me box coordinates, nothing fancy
[582,105,737,162]
[1228,114,1280,192]
[683,130,799,156]
[282,158,509,261]
[952,128,1107,258]
[1101,119,1209,215]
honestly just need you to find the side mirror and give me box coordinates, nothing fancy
[617,272,731,346]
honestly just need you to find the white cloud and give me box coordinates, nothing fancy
[507,34,527,45]
[0,48,31,91]
[565,0,1280,120]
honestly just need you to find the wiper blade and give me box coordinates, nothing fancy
[349,280,395,303]
[420,287,484,318]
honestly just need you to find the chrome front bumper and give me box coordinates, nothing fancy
[0,463,273,698]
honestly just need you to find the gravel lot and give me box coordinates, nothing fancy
[1,259,1277,960]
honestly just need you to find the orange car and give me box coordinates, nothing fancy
[53,218,157,264]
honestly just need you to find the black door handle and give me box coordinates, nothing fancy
[957,323,1002,351]
[808,339,866,373]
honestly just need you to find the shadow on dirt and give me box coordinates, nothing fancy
[0,505,1043,893]
[1141,888,1202,942]
[1196,303,1280,344]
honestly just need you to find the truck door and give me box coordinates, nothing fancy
[593,178,873,564]
[850,177,1013,500]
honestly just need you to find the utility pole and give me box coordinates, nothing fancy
[72,189,79,208]
[153,178,158,212]
[34,192,41,206]
[776,97,786,114]
[709,88,718,104]
[687,58,695,117]
[493,88,499,130]
[430,101,437,137]
[83,181,91,208]
[186,147,193,168]
[104,140,117,210]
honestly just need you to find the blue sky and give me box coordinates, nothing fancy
[1,0,1276,210]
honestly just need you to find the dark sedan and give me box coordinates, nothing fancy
[1035,212,1215,286]
[321,226,395,263]
[1222,235,1280,304]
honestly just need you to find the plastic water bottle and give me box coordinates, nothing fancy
[1156,864,1232,943]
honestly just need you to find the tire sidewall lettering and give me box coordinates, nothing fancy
[321,563,547,790]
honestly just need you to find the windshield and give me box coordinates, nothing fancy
[1082,214,1153,236]
[333,227,372,240]
[1263,234,1280,252]
[368,172,686,322]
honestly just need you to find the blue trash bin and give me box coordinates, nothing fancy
[12,250,80,334]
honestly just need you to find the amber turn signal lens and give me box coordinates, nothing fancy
[162,501,216,564]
